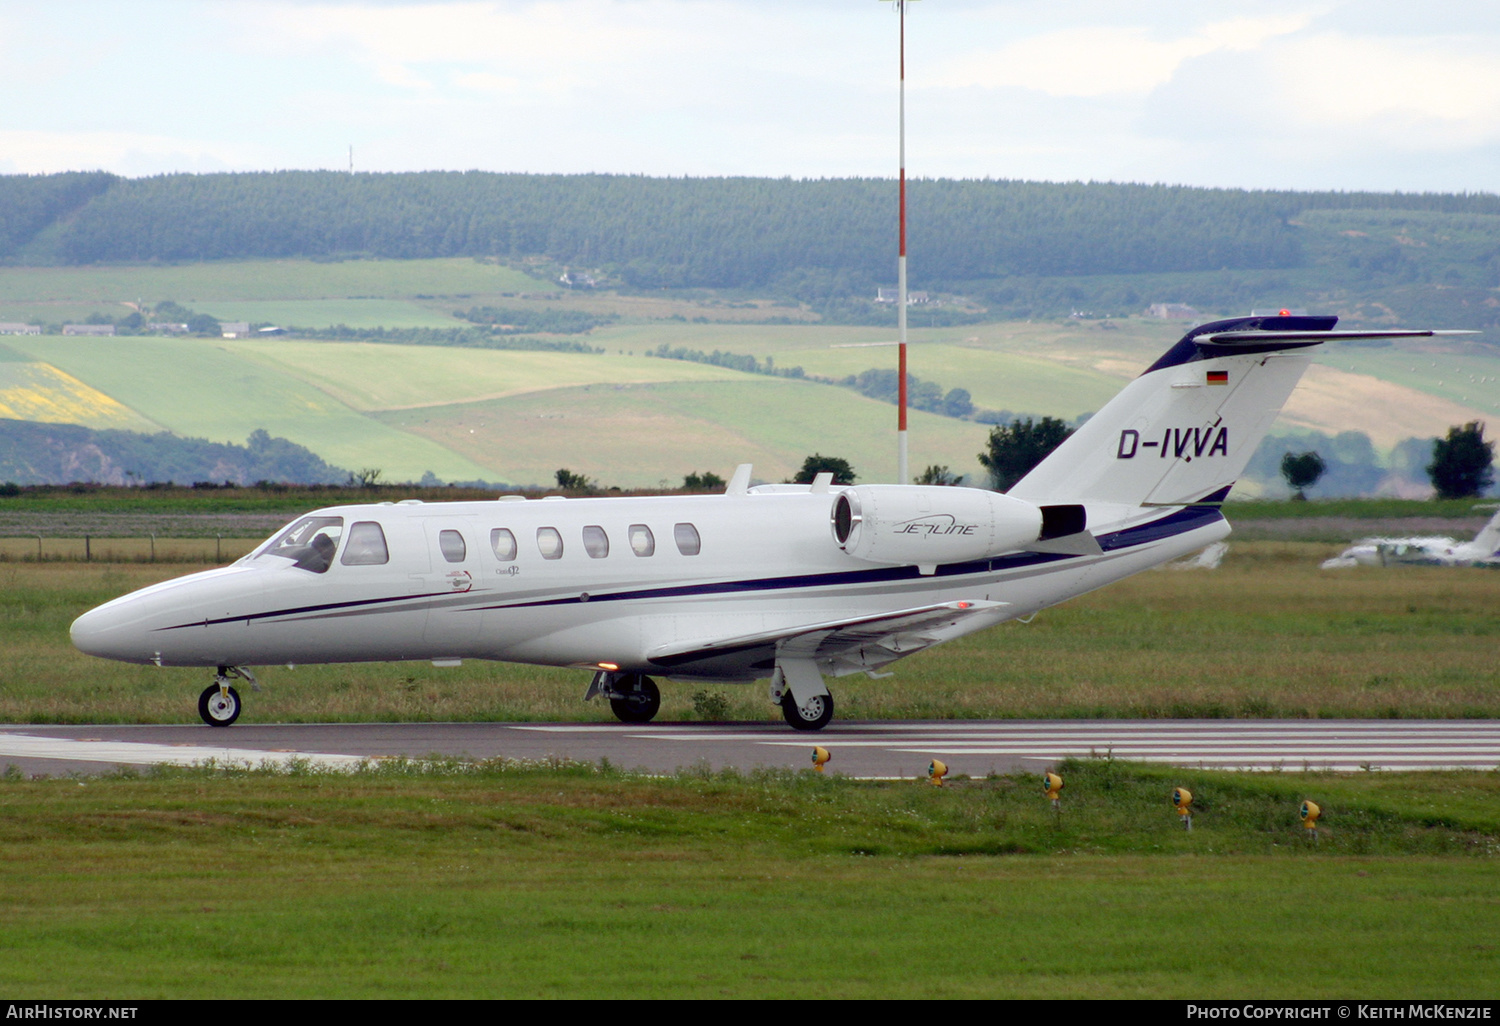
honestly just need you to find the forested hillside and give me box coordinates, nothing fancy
[4,171,1499,327]
[0,421,348,487]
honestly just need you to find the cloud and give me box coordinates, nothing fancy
[0,130,246,176]
[1145,30,1500,158]
[933,15,1309,98]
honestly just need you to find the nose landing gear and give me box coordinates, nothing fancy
[584,670,662,724]
[199,666,257,727]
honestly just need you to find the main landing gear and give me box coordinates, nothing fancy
[770,660,835,731]
[780,690,835,731]
[199,665,256,727]
[586,671,662,724]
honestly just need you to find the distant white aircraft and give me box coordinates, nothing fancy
[1321,508,1500,569]
[71,316,1466,731]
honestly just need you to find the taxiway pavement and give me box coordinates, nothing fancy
[2,719,1497,778]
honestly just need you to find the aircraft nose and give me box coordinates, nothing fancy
[70,600,153,664]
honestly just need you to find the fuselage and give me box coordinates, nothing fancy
[69,486,1228,682]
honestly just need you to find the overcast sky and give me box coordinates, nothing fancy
[3,0,1497,193]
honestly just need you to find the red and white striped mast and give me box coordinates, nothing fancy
[894,0,911,484]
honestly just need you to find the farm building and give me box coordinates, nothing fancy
[1146,303,1199,319]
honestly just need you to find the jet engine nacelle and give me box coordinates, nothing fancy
[830,485,1047,566]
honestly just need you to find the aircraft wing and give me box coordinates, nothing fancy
[647,600,1007,673]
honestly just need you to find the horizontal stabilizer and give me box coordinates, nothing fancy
[1024,532,1103,556]
[1197,328,1475,351]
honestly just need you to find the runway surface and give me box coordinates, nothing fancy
[2,719,1498,778]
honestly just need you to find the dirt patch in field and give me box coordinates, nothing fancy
[1280,365,1487,448]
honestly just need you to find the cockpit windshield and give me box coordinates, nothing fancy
[252,516,345,573]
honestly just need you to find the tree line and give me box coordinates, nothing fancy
[0,421,348,487]
[4,171,1496,293]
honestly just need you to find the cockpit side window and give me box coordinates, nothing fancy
[256,516,344,574]
[341,521,389,566]
[439,529,467,563]
[673,522,702,556]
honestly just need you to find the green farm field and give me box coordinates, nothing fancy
[0,257,541,304]
[0,256,1493,490]
[242,337,747,411]
[3,542,1496,725]
[0,760,1495,998]
[197,298,466,330]
[377,378,993,487]
[5,335,495,482]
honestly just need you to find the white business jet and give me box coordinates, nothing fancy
[1320,507,1500,569]
[71,315,1464,731]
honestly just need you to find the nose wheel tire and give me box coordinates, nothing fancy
[781,690,834,731]
[609,674,661,724]
[198,684,242,727]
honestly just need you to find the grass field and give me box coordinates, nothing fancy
[590,318,1495,447]
[238,337,747,412]
[4,336,494,483]
[0,359,160,432]
[197,298,467,330]
[0,760,1495,998]
[3,541,1496,726]
[3,517,1496,997]
[0,257,1492,492]
[377,377,993,487]
[0,257,543,304]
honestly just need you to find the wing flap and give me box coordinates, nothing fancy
[646,600,1007,666]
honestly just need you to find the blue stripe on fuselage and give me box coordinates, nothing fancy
[161,505,1226,629]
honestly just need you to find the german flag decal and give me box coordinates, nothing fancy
[1207,370,1229,385]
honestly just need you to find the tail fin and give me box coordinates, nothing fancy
[1472,509,1500,557]
[1008,316,1457,508]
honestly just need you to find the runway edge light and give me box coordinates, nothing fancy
[812,746,830,773]
[1301,800,1321,840]
[1173,787,1193,831]
[1043,772,1063,811]
[928,759,948,787]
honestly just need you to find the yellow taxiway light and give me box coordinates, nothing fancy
[811,746,830,773]
[927,759,948,787]
[1043,772,1063,809]
[1173,787,1193,831]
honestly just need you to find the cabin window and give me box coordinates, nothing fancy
[257,516,344,574]
[628,524,655,557]
[439,529,467,563]
[341,521,389,566]
[674,522,702,556]
[537,527,564,559]
[490,528,517,561]
[582,525,609,558]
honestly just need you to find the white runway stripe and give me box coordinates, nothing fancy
[0,732,369,770]
[601,721,1500,771]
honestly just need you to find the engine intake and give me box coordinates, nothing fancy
[831,485,1047,566]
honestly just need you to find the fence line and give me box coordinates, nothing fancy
[0,535,257,564]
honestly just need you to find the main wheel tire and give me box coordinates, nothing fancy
[198,684,241,727]
[781,689,834,731]
[609,674,661,724]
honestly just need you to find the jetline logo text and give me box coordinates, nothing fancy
[894,514,979,537]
